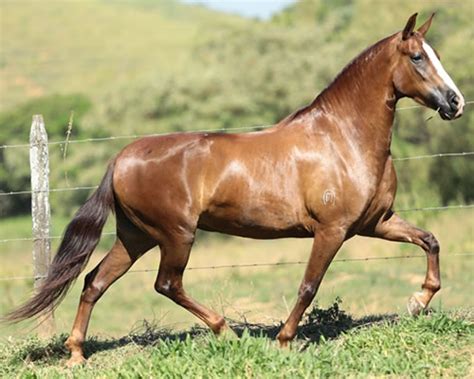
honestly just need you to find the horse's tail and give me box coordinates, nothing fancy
[3,160,116,323]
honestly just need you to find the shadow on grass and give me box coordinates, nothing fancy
[12,300,399,364]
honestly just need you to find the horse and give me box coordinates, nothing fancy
[4,13,464,366]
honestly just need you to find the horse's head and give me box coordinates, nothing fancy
[393,13,465,120]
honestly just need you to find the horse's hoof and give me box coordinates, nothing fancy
[66,355,86,368]
[407,292,426,316]
[276,332,291,349]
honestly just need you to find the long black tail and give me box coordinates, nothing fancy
[3,160,116,322]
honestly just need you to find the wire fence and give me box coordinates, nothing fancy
[0,102,473,283]
[392,151,474,161]
[0,102,472,252]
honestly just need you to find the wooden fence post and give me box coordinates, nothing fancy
[29,114,55,336]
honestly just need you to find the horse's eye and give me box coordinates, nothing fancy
[410,53,423,63]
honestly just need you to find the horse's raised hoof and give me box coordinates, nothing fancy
[407,292,426,316]
[66,355,86,368]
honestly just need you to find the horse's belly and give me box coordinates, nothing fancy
[197,203,314,239]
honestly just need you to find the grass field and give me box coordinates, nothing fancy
[1,306,472,377]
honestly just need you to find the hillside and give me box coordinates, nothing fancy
[0,0,246,111]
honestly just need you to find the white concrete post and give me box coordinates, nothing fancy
[30,114,55,336]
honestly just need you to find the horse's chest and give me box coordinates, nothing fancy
[350,159,397,232]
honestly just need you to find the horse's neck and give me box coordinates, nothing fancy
[312,38,397,156]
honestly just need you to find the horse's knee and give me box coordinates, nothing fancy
[421,232,439,255]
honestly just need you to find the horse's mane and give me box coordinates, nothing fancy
[281,33,397,125]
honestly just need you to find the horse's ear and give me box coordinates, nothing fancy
[417,13,435,37]
[402,13,418,40]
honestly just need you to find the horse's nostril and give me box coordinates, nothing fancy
[448,92,459,110]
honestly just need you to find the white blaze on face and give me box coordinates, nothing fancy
[422,41,465,116]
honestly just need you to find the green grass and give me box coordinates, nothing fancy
[1,305,472,378]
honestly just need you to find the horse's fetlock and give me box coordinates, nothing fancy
[212,317,226,334]
[423,279,441,293]
[65,336,83,351]
[276,328,294,345]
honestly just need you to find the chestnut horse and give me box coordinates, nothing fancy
[5,14,465,366]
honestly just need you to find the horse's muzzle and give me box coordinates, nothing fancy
[431,88,465,120]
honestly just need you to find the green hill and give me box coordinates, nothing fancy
[0,0,246,111]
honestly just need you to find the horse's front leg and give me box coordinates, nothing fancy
[277,226,345,347]
[361,211,441,315]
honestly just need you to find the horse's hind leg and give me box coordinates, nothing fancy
[65,232,156,367]
[154,236,229,334]
[360,212,440,315]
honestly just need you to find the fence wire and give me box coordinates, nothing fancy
[1,102,473,284]
[0,252,472,282]
[0,101,473,197]
[392,151,474,161]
